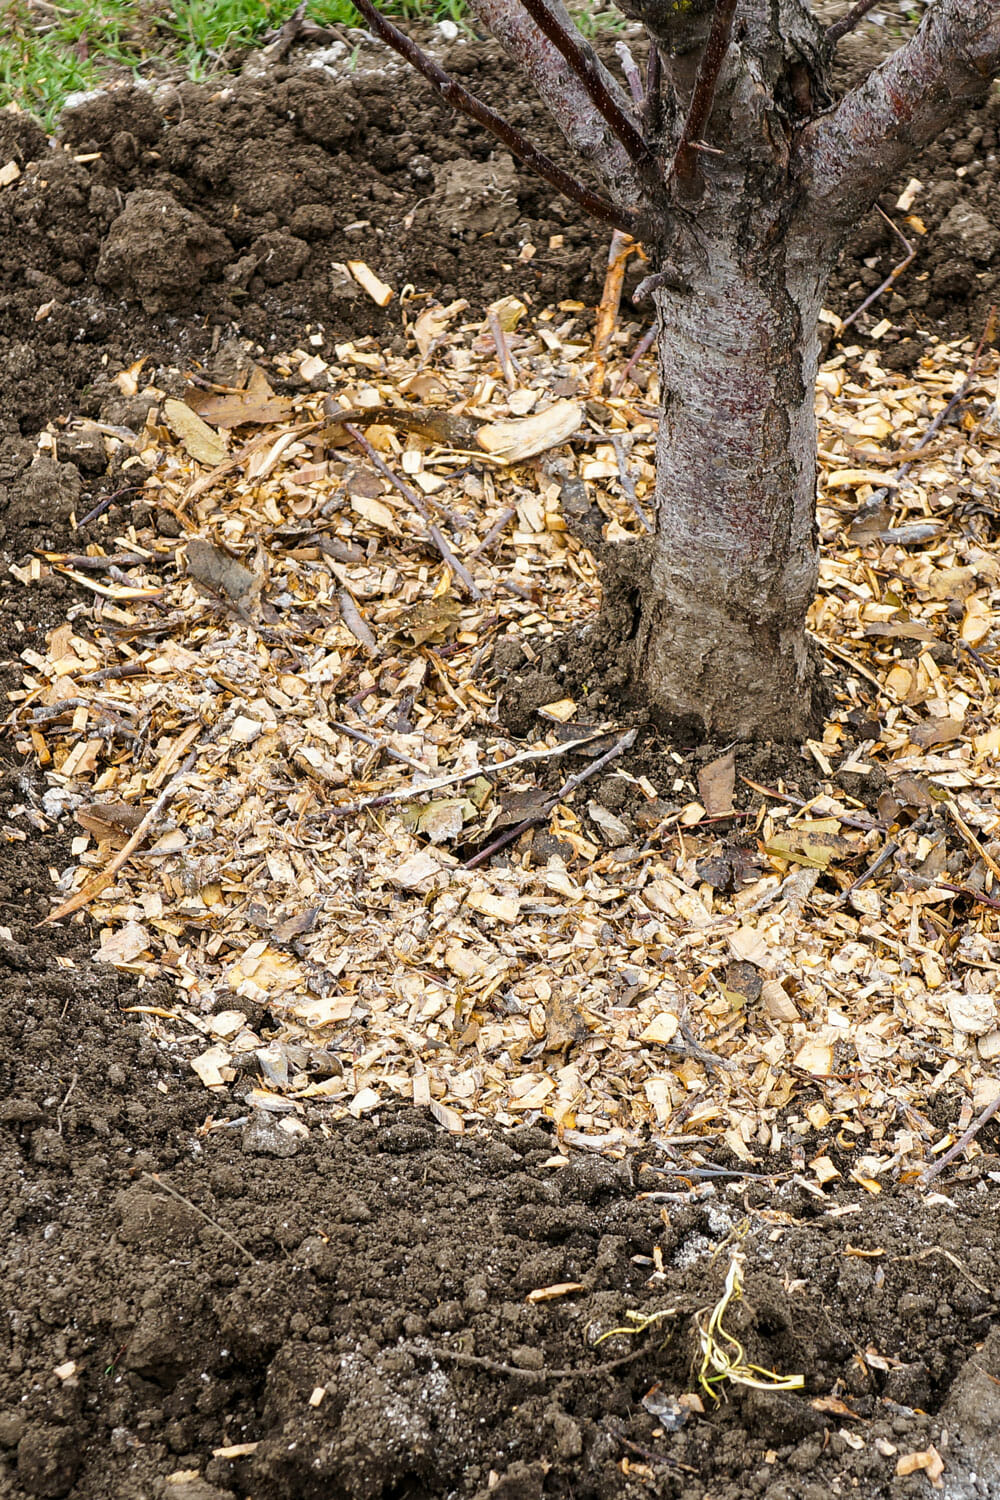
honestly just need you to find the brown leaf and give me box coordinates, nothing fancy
[698,749,735,817]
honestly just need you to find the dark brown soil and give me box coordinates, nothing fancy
[2,26,999,1500]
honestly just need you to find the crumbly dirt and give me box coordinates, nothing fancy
[2,23,1000,1500]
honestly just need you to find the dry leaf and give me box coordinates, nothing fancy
[698,749,736,817]
[162,398,228,467]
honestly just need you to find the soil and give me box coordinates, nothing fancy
[2,21,999,1500]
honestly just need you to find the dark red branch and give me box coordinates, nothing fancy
[670,0,739,189]
[351,0,637,233]
[515,0,655,177]
[643,43,663,138]
[825,0,881,47]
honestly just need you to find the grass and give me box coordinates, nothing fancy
[0,0,622,128]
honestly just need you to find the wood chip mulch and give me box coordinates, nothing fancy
[6,278,1000,1185]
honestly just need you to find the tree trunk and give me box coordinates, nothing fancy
[626,228,832,740]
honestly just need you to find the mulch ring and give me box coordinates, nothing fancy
[7,278,1000,1187]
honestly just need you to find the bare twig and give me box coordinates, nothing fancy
[919,1092,1000,1185]
[330,720,434,776]
[41,720,224,923]
[825,0,881,47]
[515,0,655,176]
[740,777,886,834]
[487,309,519,392]
[400,1338,651,1382]
[613,324,656,395]
[351,0,637,234]
[343,423,482,600]
[470,506,517,560]
[463,726,637,868]
[838,840,900,902]
[609,433,654,533]
[143,1173,260,1264]
[841,209,915,331]
[590,231,640,397]
[327,729,613,818]
[615,40,644,106]
[670,0,739,190]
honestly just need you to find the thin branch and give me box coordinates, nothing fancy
[351,0,637,233]
[515,0,655,175]
[463,727,637,868]
[343,422,483,600]
[615,40,644,106]
[825,0,881,47]
[919,1091,1000,1185]
[800,0,1000,226]
[670,0,739,189]
[643,44,663,139]
[840,208,915,330]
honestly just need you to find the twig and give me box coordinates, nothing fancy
[838,839,900,901]
[75,485,140,528]
[825,0,881,47]
[344,423,482,600]
[613,324,656,395]
[841,208,914,331]
[463,726,637,868]
[337,589,378,656]
[609,432,654,533]
[603,1419,698,1474]
[330,719,434,776]
[41,719,224,923]
[590,231,640,397]
[739,776,885,834]
[515,0,655,178]
[643,44,663,139]
[56,1073,78,1136]
[327,729,614,818]
[615,40,643,106]
[670,0,739,190]
[399,1339,650,1382]
[487,309,518,392]
[919,1092,1000,1185]
[350,0,637,234]
[947,800,1000,884]
[633,267,688,302]
[143,1173,259,1264]
[470,506,516,560]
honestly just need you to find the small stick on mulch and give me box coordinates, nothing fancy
[919,1091,1000,1186]
[344,422,482,600]
[463,727,638,868]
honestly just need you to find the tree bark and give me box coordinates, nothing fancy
[623,225,830,740]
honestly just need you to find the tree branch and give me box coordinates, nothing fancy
[801,0,1000,227]
[514,0,657,179]
[825,0,881,47]
[466,0,643,206]
[351,0,637,233]
[670,0,739,190]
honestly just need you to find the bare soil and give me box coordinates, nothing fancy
[1,27,999,1500]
